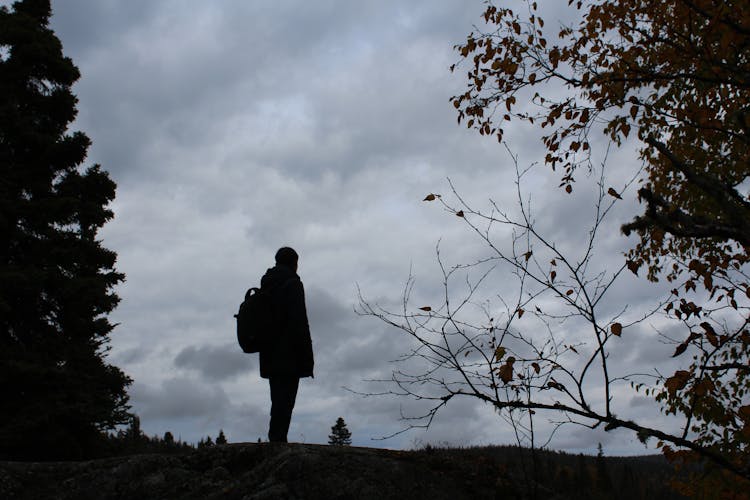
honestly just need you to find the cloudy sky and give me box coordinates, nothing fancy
[25,0,696,454]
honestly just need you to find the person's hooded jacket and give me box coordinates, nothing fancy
[259,264,314,379]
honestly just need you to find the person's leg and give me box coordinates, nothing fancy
[268,376,300,442]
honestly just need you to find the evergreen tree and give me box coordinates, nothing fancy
[163,431,174,446]
[198,436,214,449]
[595,443,613,494]
[0,0,130,460]
[327,417,352,446]
[126,416,142,442]
[216,429,227,445]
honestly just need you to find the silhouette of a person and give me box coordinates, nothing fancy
[259,247,314,442]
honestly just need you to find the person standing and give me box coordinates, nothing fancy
[259,247,314,442]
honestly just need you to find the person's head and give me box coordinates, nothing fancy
[275,246,299,271]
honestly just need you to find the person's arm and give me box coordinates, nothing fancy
[288,279,314,376]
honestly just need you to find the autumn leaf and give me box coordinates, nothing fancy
[499,362,514,384]
[607,187,622,199]
[494,346,507,361]
[664,370,691,395]
[701,322,719,347]
[516,308,525,318]
[531,362,540,374]
[422,194,439,201]
[626,260,639,275]
[547,379,564,391]
[523,251,533,261]
[738,405,750,423]
[672,332,700,357]
[672,341,689,358]
[611,322,622,336]
[418,306,432,312]
[456,210,465,217]
[693,378,715,397]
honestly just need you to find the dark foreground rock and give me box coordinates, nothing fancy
[0,442,510,500]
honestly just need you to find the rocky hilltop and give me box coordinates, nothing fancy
[0,442,511,500]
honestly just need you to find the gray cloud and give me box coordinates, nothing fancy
[174,344,253,381]
[131,377,231,420]
[34,0,720,455]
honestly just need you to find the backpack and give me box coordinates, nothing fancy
[235,287,274,353]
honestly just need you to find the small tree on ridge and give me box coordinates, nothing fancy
[328,417,352,446]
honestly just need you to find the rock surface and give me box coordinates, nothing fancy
[0,443,509,499]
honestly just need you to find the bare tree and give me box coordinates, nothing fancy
[358,153,749,482]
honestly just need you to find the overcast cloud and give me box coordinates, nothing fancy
[12,0,699,454]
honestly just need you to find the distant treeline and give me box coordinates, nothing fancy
[101,416,227,457]
[415,443,689,500]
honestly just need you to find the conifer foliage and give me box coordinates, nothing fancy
[0,0,130,459]
[328,417,352,446]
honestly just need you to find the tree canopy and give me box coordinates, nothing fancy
[0,0,130,460]
[359,0,749,495]
[447,0,750,492]
[452,0,750,279]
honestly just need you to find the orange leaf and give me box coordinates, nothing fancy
[672,341,689,357]
[499,363,513,384]
[664,370,691,395]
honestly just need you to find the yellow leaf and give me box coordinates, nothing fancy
[494,346,507,361]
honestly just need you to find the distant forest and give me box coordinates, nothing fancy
[414,444,688,500]
[108,421,687,500]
